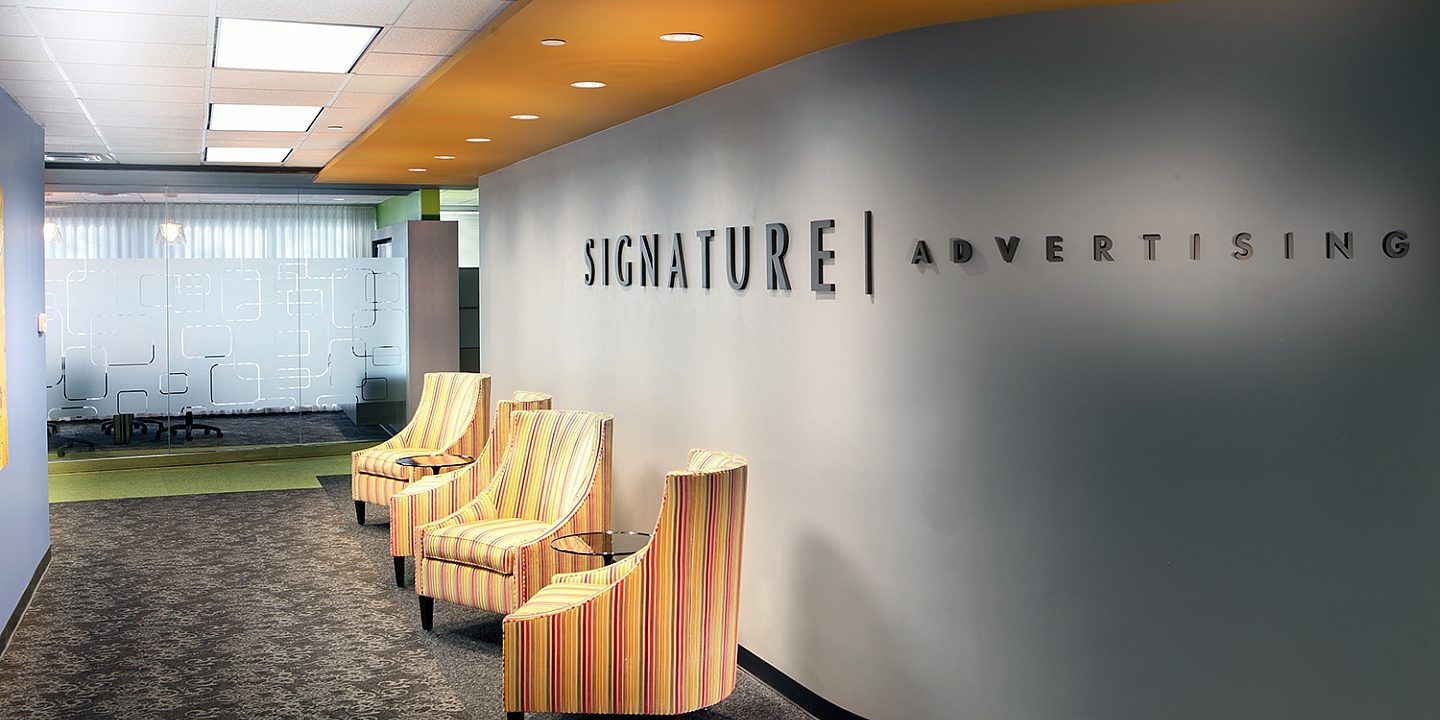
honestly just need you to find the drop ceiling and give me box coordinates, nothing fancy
[2,0,1155,186]
[0,0,510,169]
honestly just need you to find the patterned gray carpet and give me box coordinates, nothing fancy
[0,476,815,720]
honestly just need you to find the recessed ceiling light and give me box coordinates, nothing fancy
[215,18,380,73]
[539,38,566,46]
[570,81,606,89]
[465,137,492,143]
[659,32,704,43]
[332,197,345,201]
[326,125,344,130]
[205,147,291,163]
[510,114,540,121]
[433,155,456,160]
[210,104,322,132]
[408,168,427,172]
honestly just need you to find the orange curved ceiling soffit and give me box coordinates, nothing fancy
[318,0,1158,186]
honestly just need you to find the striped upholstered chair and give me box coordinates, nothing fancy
[386,390,553,587]
[351,372,490,528]
[500,449,749,719]
[414,409,612,629]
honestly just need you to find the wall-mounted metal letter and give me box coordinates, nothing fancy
[603,237,612,284]
[1326,231,1353,259]
[1191,233,1200,260]
[1093,235,1114,262]
[811,219,836,292]
[583,238,596,285]
[995,236,1020,263]
[1045,235,1064,262]
[950,238,973,263]
[1142,233,1160,261]
[911,239,934,265]
[766,223,791,290]
[639,234,659,287]
[669,232,688,287]
[1232,232,1253,260]
[1284,232,1294,260]
[726,226,751,290]
[864,210,874,297]
[698,229,715,289]
[617,235,634,286]
[1382,230,1409,259]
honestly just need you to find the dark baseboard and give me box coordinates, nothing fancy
[738,645,869,720]
[1,546,52,660]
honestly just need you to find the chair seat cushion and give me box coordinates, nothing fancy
[509,581,609,620]
[354,447,440,480]
[423,518,553,574]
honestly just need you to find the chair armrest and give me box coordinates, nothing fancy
[551,546,647,586]
[389,464,485,557]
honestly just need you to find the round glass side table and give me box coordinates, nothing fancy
[551,530,651,566]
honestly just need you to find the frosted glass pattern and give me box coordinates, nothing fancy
[45,258,406,420]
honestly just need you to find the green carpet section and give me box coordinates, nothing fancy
[50,455,352,503]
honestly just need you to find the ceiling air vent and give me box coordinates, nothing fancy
[44,152,116,164]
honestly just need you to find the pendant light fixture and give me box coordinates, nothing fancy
[156,191,186,245]
[42,218,63,244]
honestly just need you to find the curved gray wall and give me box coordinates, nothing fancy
[477,1,1440,717]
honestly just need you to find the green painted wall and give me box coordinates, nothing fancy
[375,189,440,227]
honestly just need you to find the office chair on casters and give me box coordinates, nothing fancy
[49,420,96,457]
[166,409,223,441]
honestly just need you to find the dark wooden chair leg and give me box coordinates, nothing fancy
[393,556,406,587]
[419,595,434,630]
[354,500,366,525]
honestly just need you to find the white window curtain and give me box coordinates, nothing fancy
[43,203,376,260]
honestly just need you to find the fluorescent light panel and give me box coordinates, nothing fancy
[210,104,321,132]
[205,147,291,163]
[214,18,380,73]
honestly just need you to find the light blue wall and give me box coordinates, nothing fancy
[0,91,50,627]
[476,0,1440,717]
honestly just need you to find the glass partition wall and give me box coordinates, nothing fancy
[44,199,401,459]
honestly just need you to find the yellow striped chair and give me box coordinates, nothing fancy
[500,449,748,718]
[386,390,553,587]
[351,372,490,530]
[414,409,613,629]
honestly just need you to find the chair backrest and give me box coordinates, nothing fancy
[471,391,553,491]
[487,409,612,524]
[401,372,490,454]
[634,449,749,704]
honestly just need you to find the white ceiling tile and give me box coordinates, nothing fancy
[25,0,210,15]
[0,36,48,62]
[1,79,70,97]
[352,52,443,77]
[395,0,508,31]
[215,0,408,26]
[91,112,205,130]
[82,99,201,117]
[284,148,337,167]
[0,8,27,36]
[46,38,209,68]
[314,105,380,128]
[41,122,98,135]
[205,130,306,146]
[207,87,336,106]
[29,110,89,126]
[12,95,81,113]
[44,142,110,153]
[342,73,416,94]
[26,8,210,45]
[372,27,473,56]
[330,91,394,109]
[210,68,347,92]
[73,82,205,102]
[62,63,206,88]
[0,60,64,82]
[107,138,202,152]
[298,132,356,149]
[113,153,201,165]
[103,126,200,142]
